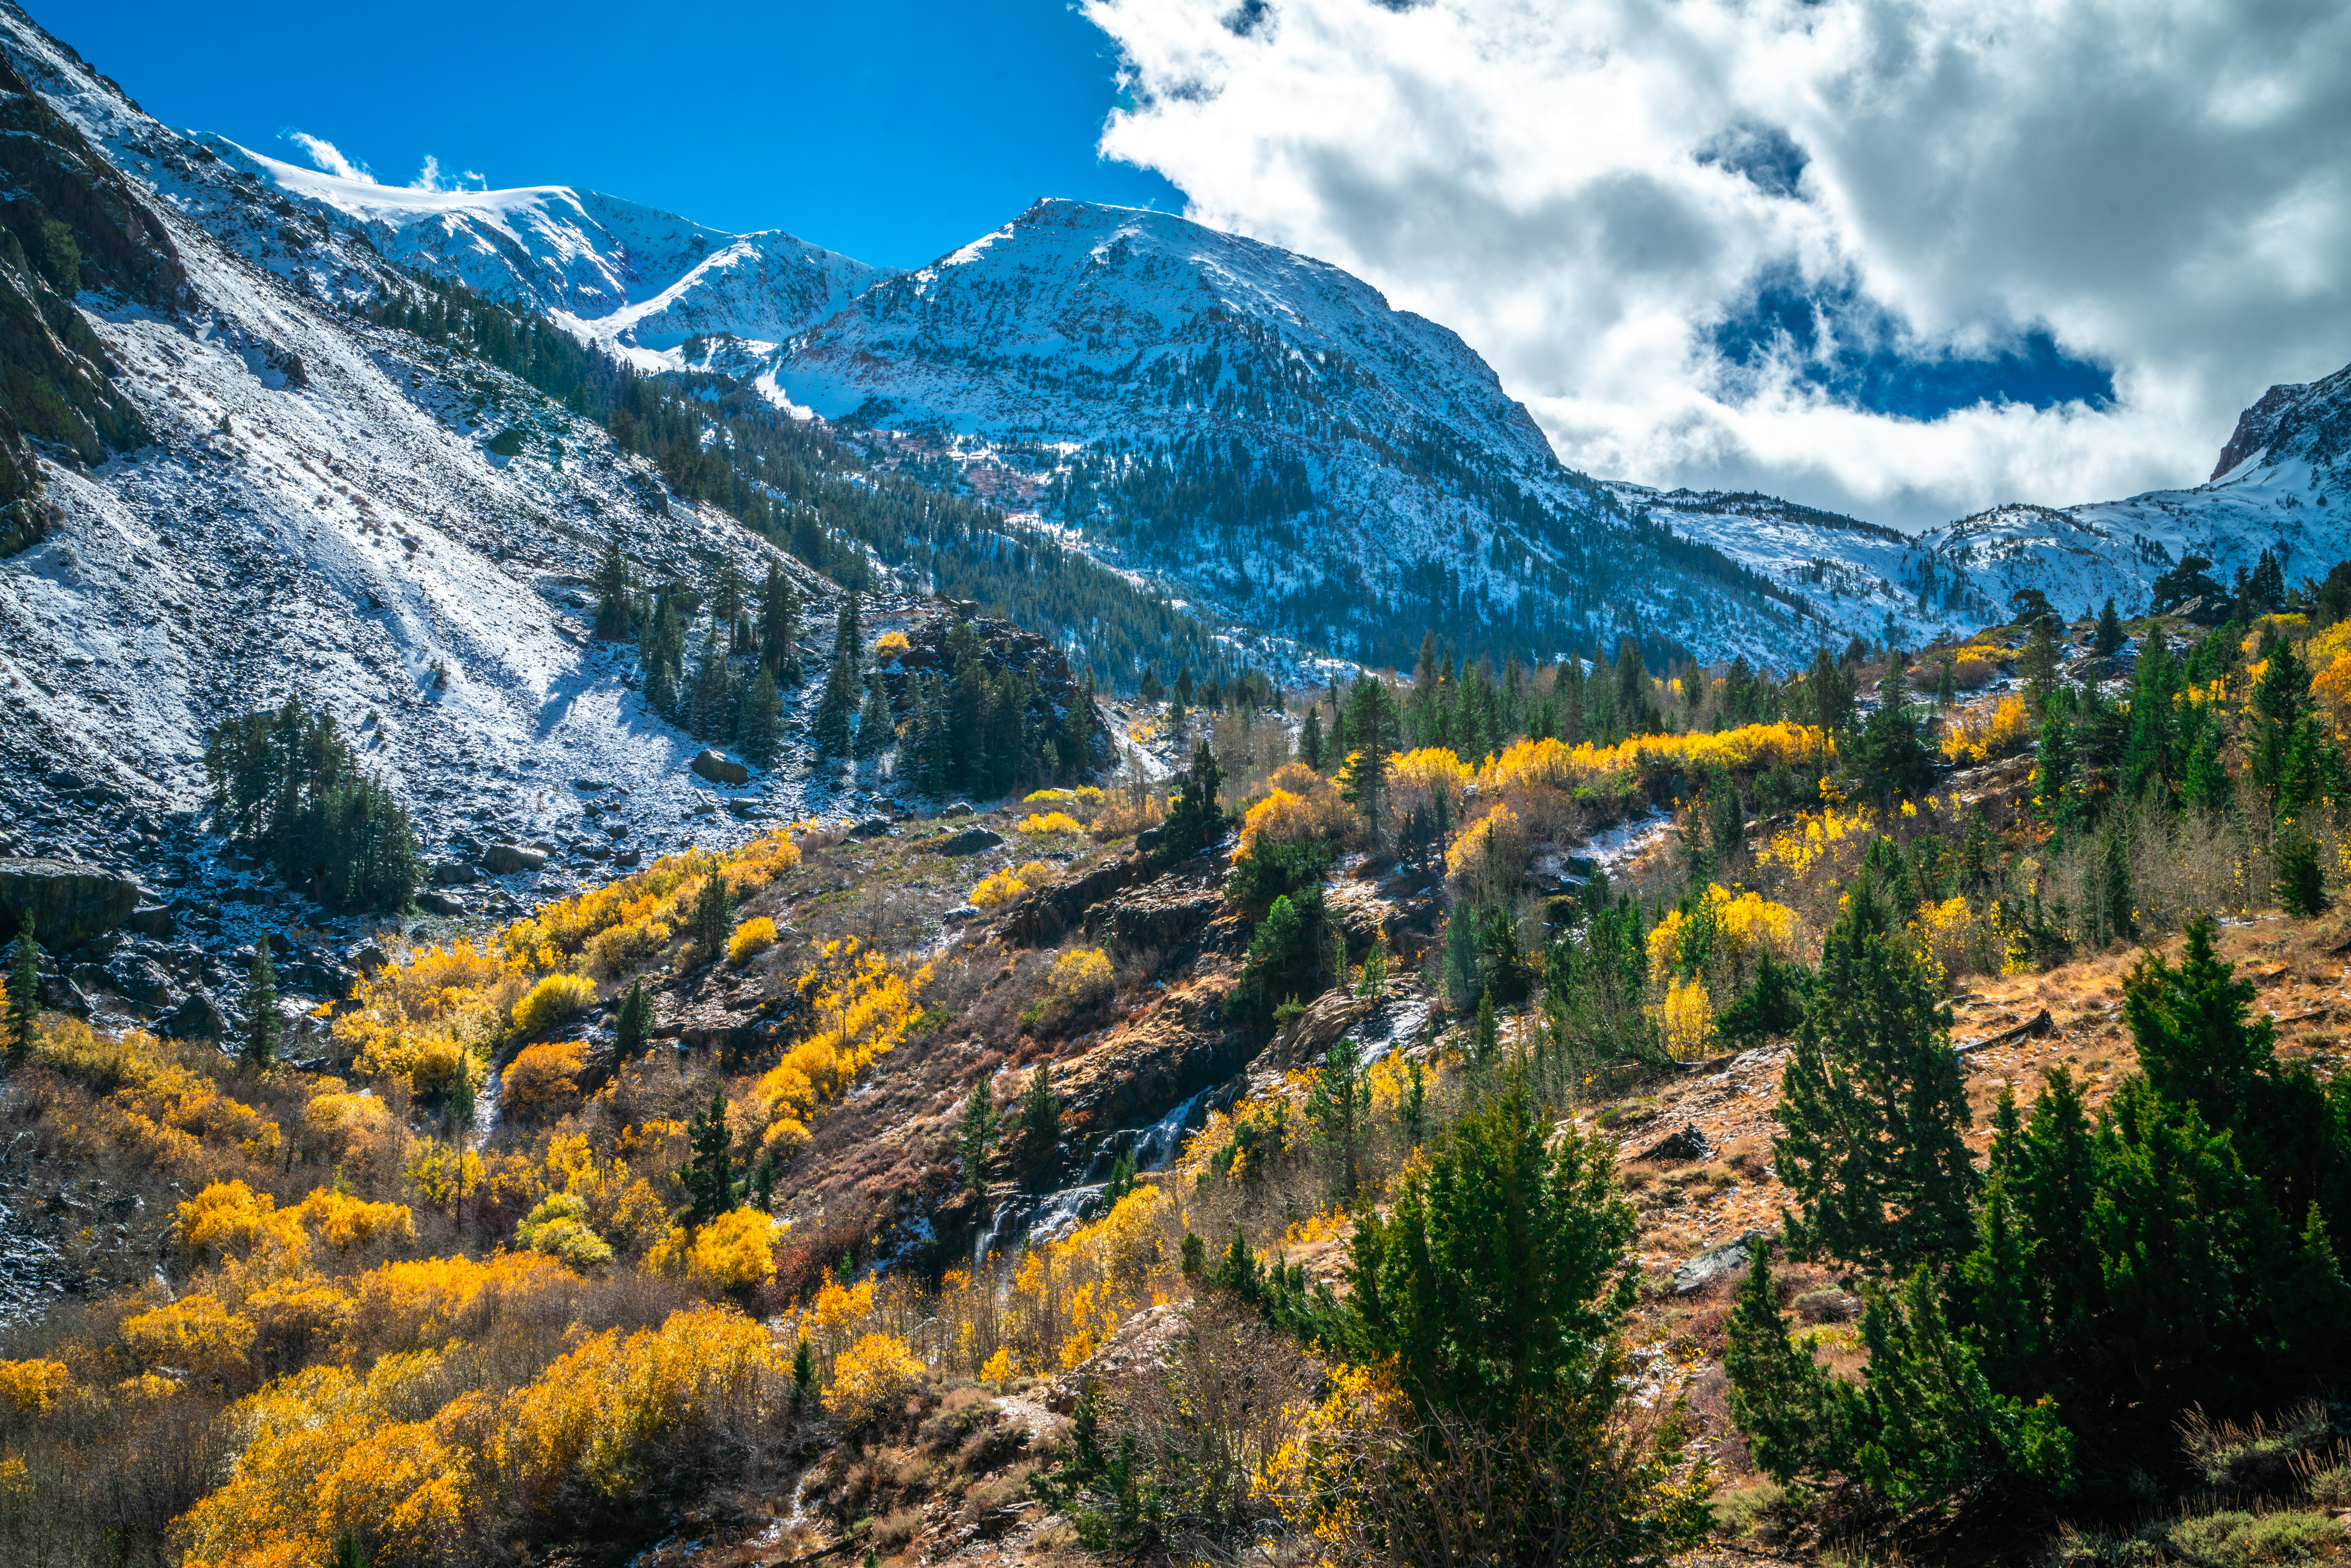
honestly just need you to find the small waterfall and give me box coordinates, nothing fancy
[972,1084,1217,1262]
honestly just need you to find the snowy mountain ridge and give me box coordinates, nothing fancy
[195,138,891,374]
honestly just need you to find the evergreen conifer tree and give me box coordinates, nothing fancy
[740,667,782,763]
[833,590,862,671]
[811,652,857,755]
[1773,887,1977,1274]
[759,560,802,685]
[6,914,38,1064]
[591,531,634,641]
[615,980,651,1060]
[241,944,279,1074]
[1015,1064,1061,1146]
[1299,705,1324,772]
[2092,597,2126,658]
[682,1083,737,1225]
[1159,741,1225,861]
[854,670,892,758]
[955,1075,999,1190]
[2022,614,2061,713]
[689,860,734,960]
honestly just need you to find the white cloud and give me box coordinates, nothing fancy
[282,130,373,185]
[410,153,446,191]
[1084,0,2351,528]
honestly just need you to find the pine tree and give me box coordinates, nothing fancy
[682,1082,737,1225]
[2034,708,2078,831]
[2092,597,2126,658]
[759,560,802,685]
[1935,654,1958,707]
[2022,614,2060,713]
[1348,1072,1634,1422]
[6,914,38,1064]
[591,531,634,641]
[1305,1036,1368,1201]
[854,669,892,759]
[712,553,748,652]
[1773,888,1978,1274]
[811,652,857,755]
[955,1075,999,1190]
[241,943,280,1074]
[1014,1064,1061,1147]
[615,979,651,1060]
[1338,679,1399,837]
[1159,740,1225,861]
[1299,705,1324,772]
[833,589,862,672]
[740,667,782,763]
[688,860,734,960]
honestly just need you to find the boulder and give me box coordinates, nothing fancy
[416,890,467,916]
[480,843,548,875]
[429,860,478,886]
[572,777,611,792]
[939,826,1005,856]
[124,902,176,939]
[691,798,717,816]
[1672,1230,1771,1296]
[0,857,142,944]
[942,905,982,923]
[613,847,642,868]
[691,749,750,786]
[104,954,176,1006]
[941,802,975,819]
[1636,1124,1712,1165]
[161,990,227,1041]
[848,816,893,839]
[347,942,389,976]
[1270,988,1374,1072]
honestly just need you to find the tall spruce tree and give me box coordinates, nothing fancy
[810,652,857,755]
[6,914,38,1064]
[591,531,634,641]
[955,1075,999,1191]
[241,943,279,1074]
[854,669,892,758]
[615,979,651,1061]
[1773,884,1978,1275]
[758,560,801,685]
[682,1083,737,1225]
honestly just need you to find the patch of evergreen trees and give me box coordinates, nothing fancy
[203,698,421,911]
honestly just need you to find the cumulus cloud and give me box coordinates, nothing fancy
[282,130,372,184]
[411,153,446,191]
[1085,0,2351,528]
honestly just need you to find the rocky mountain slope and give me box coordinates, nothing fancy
[0,4,1124,1047]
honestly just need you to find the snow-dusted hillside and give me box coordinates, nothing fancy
[0,5,844,903]
[201,140,888,374]
[752,198,1811,669]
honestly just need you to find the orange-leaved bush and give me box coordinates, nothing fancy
[501,1040,587,1124]
[822,1332,923,1428]
[753,939,931,1157]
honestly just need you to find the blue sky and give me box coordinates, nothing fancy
[44,0,1181,269]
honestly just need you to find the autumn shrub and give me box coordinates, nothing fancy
[1940,694,2035,764]
[1446,802,1530,902]
[824,1332,924,1430]
[648,1208,777,1295]
[970,868,1027,911]
[584,917,670,979]
[874,630,911,660]
[1091,796,1165,841]
[728,915,778,965]
[511,972,595,1039]
[0,1359,70,1416]
[1017,811,1085,835]
[754,939,930,1155]
[515,1193,615,1271]
[501,1040,588,1124]
[1049,948,1114,1006]
[120,1295,255,1377]
[291,1189,417,1256]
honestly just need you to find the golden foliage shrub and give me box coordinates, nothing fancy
[1446,802,1530,899]
[120,1294,255,1374]
[822,1332,923,1428]
[1647,884,1802,983]
[175,1351,478,1568]
[1650,976,1716,1060]
[754,939,929,1149]
[728,915,778,965]
[514,1193,614,1270]
[1049,947,1114,1006]
[0,1359,70,1415]
[1476,723,1830,797]
[1017,811,1085,835]
[291,1189,417,1255]
[1941,695,2036,764]
[647,1208,777,1293]
[1387,747,1472,819]
[498,1304,781,1503]
[873,629,912,659]
[1236,778,1358,857]
[511,972,595,1039]
[501,1040,587,1124]
[177,1179,301,1261]
[970,868,1027,910]
[344,1253,579,1356]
